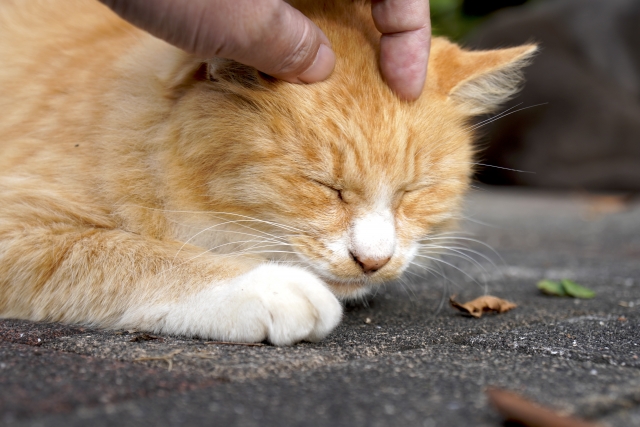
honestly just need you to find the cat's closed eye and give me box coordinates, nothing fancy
[403,182,433,193]
[310,179,344,201]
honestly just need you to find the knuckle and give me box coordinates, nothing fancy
[261,5,318,77]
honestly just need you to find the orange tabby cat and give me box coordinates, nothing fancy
[0,0,535,345]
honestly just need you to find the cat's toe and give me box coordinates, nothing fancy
[234,264,343,346]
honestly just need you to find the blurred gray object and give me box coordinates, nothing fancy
[467,0,640,191]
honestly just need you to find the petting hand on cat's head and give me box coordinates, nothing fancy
[372,0,431,100]
[98,0,431,101]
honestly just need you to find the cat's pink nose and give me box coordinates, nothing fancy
[351,253,391,273]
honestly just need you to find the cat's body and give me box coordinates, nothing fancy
[0,0,535,344]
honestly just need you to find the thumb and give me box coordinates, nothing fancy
[219,1,336,83]
[99,0,335,83]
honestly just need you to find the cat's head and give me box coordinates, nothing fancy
[155,1,535,299]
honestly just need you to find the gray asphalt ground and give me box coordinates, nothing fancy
[2,187,639,427]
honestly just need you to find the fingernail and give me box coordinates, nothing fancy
[297,44,336,83]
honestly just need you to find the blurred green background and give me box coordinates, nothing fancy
[430,0,530,41]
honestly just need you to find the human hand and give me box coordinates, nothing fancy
[99,0,431,100]
[372,0,431,100]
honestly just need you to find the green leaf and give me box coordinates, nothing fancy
[537,280,567,297]
[561,279,596,299]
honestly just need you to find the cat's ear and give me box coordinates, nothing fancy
[429,39,537,115]
[205,58,273,90]
[153,46,269,98]
[153,48,207,98]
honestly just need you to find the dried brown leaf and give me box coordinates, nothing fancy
[129,333,164,342]
[449,295,517,318]
[486,387,603,427]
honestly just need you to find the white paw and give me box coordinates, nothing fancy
[225,264,343,345]
[149,264,343,345]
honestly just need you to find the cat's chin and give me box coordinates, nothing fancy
[316,272,392,300]
[324,279,377,301]
[306,262,408,300]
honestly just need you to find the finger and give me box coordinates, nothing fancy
[99,0,335,83]
[379,27,431,101]
[216,0,336,83]
[372,0,431,100]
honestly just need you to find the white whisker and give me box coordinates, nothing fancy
[469,102,523,130]
[418,244,496,268]
[421,235,503,260]
[412,253,484,291]
[407,261,454,314]
[473,163,535,174]
[115,204,303,233]
[469,102,548,131]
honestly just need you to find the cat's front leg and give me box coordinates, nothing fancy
[0,220,342,345]
[119,264,343,346]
